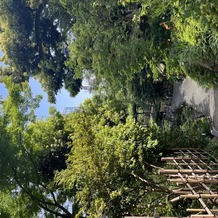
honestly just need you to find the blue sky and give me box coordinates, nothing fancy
[0,51,92,117]
[29,79,92,117]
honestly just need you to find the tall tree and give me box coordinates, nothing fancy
[0,0,82,103]
[55,97,212,217]
[0,77,212,217]
[62,0,218,89]
[0,77,77,217]
[138,0,218,86]
[55,99,172,218]
[62,0,170,82]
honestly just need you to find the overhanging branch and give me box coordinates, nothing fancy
[131,172,172,194]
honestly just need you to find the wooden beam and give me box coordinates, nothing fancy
[180,194,218,199]
[166,163,218,166]
[191,215,218,218]
[187,209,218,212]
[158,169,218,174]
[168,178,218,184]
[161,157,208,161]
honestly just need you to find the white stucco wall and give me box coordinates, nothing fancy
[171,77,218,135]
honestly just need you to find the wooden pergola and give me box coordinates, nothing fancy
[125,148,218,218]
[160,148,218,217]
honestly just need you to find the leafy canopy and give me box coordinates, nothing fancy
[0,0,81,103]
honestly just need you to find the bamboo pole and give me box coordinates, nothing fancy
[161,157,208,161]
[166,163,218,166]
[124,217,218,218]
[191,215,218,218]
[173,191,218,195]
[172,186,203,192]
[177,172,212,215]
[171,148,203,151]
[168,178,218,184]
[170,193,218,201]
[200,181,217,196]
[170,196,182,203]
[124,217,192,218]
[172,190,193,194]
[158,169,218,174]
[178,150,218,198]
[187,175,218,179]
[193,149,218,163]
[180,194,218,199]
[169,175,218,179]
[160,150,216,215]
[174,152,207,155]
[187,209,218,212]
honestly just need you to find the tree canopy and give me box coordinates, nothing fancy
[0,77,77,217]
[0,0,218,217]
[0,0,81,103]
[0,77,214,217]
[1,0,218,100]
[62,0,218,88]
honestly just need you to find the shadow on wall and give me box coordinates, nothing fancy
[171,78,212,116]
[170,78,218,136]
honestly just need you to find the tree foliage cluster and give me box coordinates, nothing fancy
[0,77,77,217]
[0,79,214,217]
[0,0,218,217]
[1,0,217,104]
[61,0,218,89]
[0,0,81,103]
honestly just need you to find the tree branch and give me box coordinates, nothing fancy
[131,172,172,193]
[143,160,162,170]
[12,167,72,218]
[39,182,73,216]
[16,132,72,216]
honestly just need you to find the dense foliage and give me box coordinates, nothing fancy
[0,0,81,103]
[1,0,218,102]
[0,77,76,217]
[0,0,218,217]
[0,79,214,217]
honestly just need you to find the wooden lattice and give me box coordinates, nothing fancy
[159,148,218,218]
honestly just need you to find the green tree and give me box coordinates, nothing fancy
[0,0,81,103]
[63,0,218,90]
[0,77,77,217]
[59,0,177,117]
[62,0,171,81]
[171,0,218,87]
[55,98,213,217]
[0,78,212,217]
[139,0,218,86]
[55,99,174,218]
